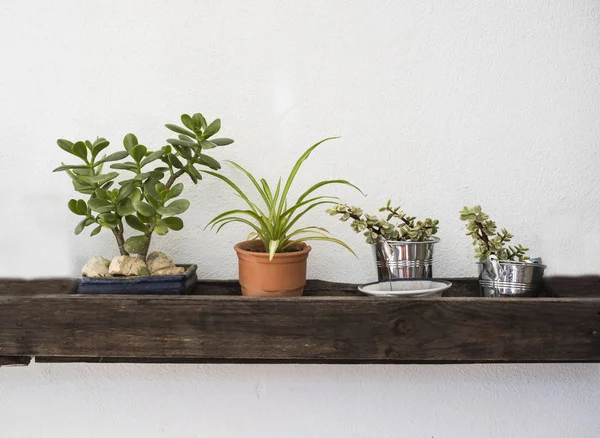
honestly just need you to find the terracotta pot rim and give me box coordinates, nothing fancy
[234,240,312,258]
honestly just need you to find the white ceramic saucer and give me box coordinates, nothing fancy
[358,279,452,297]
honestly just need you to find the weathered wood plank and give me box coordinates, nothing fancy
[1,294,600,363]
[0,278,75,296]
[1,277,599,364]
[1,277,598,297]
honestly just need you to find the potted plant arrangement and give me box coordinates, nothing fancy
[327,201,440,280]
[459,205,546,297]
[54,112,234,294]
[206,137,361,297]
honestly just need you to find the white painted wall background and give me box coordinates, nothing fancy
[0,0,599,436]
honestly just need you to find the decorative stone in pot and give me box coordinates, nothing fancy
[328,201,440,280]
[78,252,198,295]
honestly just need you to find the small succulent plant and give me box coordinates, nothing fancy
[459,205,529,262]
[327,200,439,244]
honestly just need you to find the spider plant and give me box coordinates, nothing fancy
[205,137,363,260]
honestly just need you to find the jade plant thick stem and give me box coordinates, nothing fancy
[327,200,439,244]
[54,112,233,261]
[459,205,529,262]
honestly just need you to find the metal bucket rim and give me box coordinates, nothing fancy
[374,236,440,246]
[476,259,546,269]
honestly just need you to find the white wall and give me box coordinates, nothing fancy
[0,0,599,436]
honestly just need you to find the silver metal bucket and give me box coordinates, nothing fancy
[478,255,546,297]
[373,237,439,281]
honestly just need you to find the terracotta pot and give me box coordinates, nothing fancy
[234,240,312,297]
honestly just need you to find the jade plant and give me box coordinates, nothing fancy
[206,137,362,259]
[459,205,529,262]
[54,112,233,261]
[327,200,439,244]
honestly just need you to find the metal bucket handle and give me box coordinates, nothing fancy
[483,255,501,281]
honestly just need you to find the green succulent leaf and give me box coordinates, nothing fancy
[94,188,108,200]
[131,145,148,163]
[118,183,135,201]
[140,150,165,167]
[74,218,88,235]
[187,165,202,182]
[144,178,160,201]
[123,133,138,155]
[116,198,136,216]
[129,189,142,203]
[167,138,197,148]
[177,145,193,160]
[158,199,190,217]
[125,215,148,233]
[71,168,93,176]
[67,199,79,215]
[90,172,119,185]
[88,198,114,213]
[91,139,110,158]
[53,164,88,172]
[110,162,138,171]
[180,114,194,130]
[167,154,184,169]
[200,140,217,149]
[197,154,220,170]
[68,199,87,216]
[203,118,221,138]
[96,151,129,164]
[133,200,156,217]
[72,179,95,195]
[90,225,102,237]
[162,217,184,230]
[210,138,234,146]
[72,141,88,162]
[57,139,74,154]
[192,113,207,130]
[133,172,152,181]
[164,183,183,202]
[165,124,195,138]
[154,220,169,235]
[98,213,119,229]
[123,235,149,254]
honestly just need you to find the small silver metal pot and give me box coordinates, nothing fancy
[373,237,439,281]
[478,255,546,297]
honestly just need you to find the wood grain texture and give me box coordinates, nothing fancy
[0,277,599,364]
[0,278,75,296]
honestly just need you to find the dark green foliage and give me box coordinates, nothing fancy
[54,112,234,259]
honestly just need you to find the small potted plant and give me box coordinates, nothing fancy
[54,112,234,294]
[328,201,440,280]
[459,205,546,297]
[206,137,361,297]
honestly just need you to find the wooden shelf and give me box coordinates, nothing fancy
[1,277,599,365]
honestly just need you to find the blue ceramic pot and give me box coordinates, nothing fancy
[77,264,198,295]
